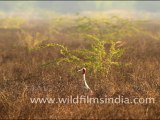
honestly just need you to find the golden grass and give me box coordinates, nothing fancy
[0,16,160,119]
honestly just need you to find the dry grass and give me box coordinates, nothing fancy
[0,17,160,119]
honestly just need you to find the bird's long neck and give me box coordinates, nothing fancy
[83,73,90,89]
[83,73,86,82]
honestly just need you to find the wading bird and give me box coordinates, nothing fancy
[78,67,94,96]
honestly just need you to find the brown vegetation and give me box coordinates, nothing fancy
[0,16,160,119]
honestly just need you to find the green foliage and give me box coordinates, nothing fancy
[46,43,80,65]
[76,17,94,32]
[38,16,142,76]
[41,34,124,76]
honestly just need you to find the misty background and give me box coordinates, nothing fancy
[0,1,160,19]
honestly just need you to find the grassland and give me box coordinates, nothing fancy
[0,15,160,119]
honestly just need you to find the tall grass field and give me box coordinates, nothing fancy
[0,4,160,119]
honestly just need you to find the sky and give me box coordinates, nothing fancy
[0,1,160,19]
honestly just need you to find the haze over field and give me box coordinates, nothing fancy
[0,1,160,19]
[1,1,160,119]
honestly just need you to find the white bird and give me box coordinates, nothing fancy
[78,67,94,96]
[78,67,90,89]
